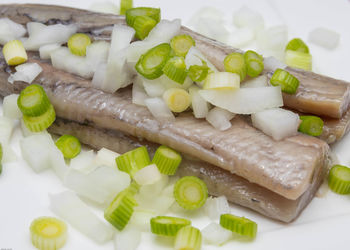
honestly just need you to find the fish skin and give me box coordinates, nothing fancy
[48,118,329,223]
[1,4,349,119]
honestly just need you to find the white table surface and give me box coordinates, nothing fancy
[1,0,350,249]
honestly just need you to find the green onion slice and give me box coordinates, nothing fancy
[163,56,188,84]
[244,50,263,62]
[17,84,50,117]
[298,115,324,136]
[120,0,133,15]
[285,38,309,53]
[126,7,160,27]
[203,72,240,90]
[174,226,202,250]
[174,176,208,210]
[170,34,196,57]
[133,15,157,40]
[270,68,300,94]
[30,216,67,250]
[152,145,182,175]
[135,43,172,79]
[23,104,56,132]
[328,165,350,194]
[104,190,137,231]
[0,143,2,175]
[67,33,92,56]
[285,50,312,71]
[126,181,140,195]
[2,39,28,66]
[55,135,81,159]
[220,214,257,239]
[246,59,264,77]
[224,52,246,81]
[163,88,191,113]
[188,60,209,82]
[115,146,151,177]
[150,216,191,236]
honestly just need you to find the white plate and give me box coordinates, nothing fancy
[1,0,350,249]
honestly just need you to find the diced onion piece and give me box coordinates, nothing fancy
[55,134,81,159]
[30,217,67,250]
[131,82,147,107]
[0,143,2,174]
[3,94,22,119]
[204,72,240,90]
[170,34,195,57]
[202,222,232,246]
[189,86,209,118]
[23,104,56,132]
[27,22,46,36]
[0,117,14,145]
[70,150,96,173]
[0,18,26,45]
[8,62,42,85]
[49,191,114,243]
[241,75,268,88]
[126,181,141,195]
[206,107,235,131]
[163,57,188,84]
[39,43,61,60]
[163,88,191,113]
[263,56,287,71]
[133,164,162,185]
[285,38,309,53]
[251,108,300,140]
[129,209,156,232]
[138,174,169,199]
[328,165,350,194]
[220,214,257,238]
[126,7,161,27]
[150,216,191,236]
[142,78,167,97]
[104,190,137,230]
[204,196,231,220]
[92,63,107,88]
[285,50,312,71]
[50,145,68,180]
[86,41,110,70]
[270,68,299,94]
[229,27,255,48]
[17,84,50,117]
[24,23,77,51]
[152,145,182,175]
[224,53,246,81]
[308,27,340,49]
[174,176,208,210]
[89,1,119,14]
[185,46,218,72]
[116,146,151,177]
[64,165,130,204]
[145,97,176,122]
[194,17,229,43]
[95,147,120,168]
[257,25,288,60]
[233,6,264,32]
[174,226,202,250]
[298,115,324,137]
[189,7,225,28]
[160,75,194,90]
[114,226,141,250]
[133,15,157,40]
[2,40,27,66]
[68,33,91,56]
[1,144,17,164]
[199,86,283,114]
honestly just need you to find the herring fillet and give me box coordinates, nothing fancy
[0,57,330,200]
[1,4,350,119]
[47,118,328,223]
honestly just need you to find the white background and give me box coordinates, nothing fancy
[1,0,350,249]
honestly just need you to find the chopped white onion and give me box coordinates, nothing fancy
[92,63,107,88]
[199,86,283,114]
[194,18,229,43]
[50,145,68,180]
[185,47,218,72]
[135,193,175,214]
[133,164,162,186]
[94,147,120,168]
[64,166,130,204]
[0,18,26,45]
[132,78,148,106]
[241,75,268,88]
[27,22,46,36]
[189,7,225,27]
[263,56,287,71]
[206,107,235,131]
[308,27,340,49]
[160,75,194,90]
[129,208,156,232]
[143,78,167,97]
[251,108,300,140]
[70,150,97,174]
[2,94,22,119]
[233,6,264,33]
[20,118,49,137]
[89,1,119,14]
[139,174,169,199]
[8,63,42,84]
[204,196,231,220]
[49,191,114,244]
[202,222,232,245]
[0,117,14,144]
[189,86,209,118]
[1,145,17,163]
[114,226,141,250]
[229,27,255,48]
[257,26,288,61]
[144,97,175,122]
[86,41,110,71]
[24,23,77,51]
[51,47,94,78]
[39,43,61,60]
